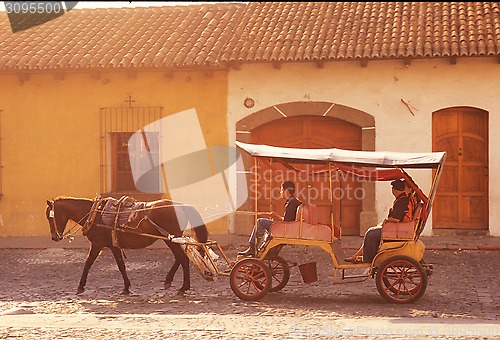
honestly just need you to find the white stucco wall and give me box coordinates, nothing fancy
[228,57,500,236]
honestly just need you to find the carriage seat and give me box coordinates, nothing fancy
[381,203,423,241]
[270,204,333,242]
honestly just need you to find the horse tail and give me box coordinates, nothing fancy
[182,205,208,243]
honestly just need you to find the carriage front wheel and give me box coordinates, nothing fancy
[230,258,272,301]
[375,255,428,304]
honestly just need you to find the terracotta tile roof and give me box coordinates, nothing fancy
[0,3,244,71]
[0,2,498,72]
[222,2,500,64]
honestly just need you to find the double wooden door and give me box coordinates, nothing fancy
[251,115,362,235]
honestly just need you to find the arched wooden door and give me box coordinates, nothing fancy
[432,107,488,230]
[251,115,362,235]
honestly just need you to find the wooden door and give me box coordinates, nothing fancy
[432,108,488,230]
[251,116,362,235]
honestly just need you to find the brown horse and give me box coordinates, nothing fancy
[45,196,208,295]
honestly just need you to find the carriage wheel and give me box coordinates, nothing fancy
[381,259,427,296]
[376,256,428,304]
[264,256,290,292]
[230,258,272,301]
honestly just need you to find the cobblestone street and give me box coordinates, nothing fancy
[0,243,498,339]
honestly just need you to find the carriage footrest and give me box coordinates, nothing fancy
[342,269,370,281]
[332,268,371,284]
[330,240,346,260]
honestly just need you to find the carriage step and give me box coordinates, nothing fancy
[330,240,348,263]
[333,267,371,284]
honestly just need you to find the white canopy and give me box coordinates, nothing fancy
[235,141,446,168]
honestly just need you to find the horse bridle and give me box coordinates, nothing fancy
[48,201,89,241]
[48,202,64,241]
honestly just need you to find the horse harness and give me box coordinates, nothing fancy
[83,195,175,247]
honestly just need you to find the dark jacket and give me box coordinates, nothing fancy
[283,196,302,222]
[387,192,412,222]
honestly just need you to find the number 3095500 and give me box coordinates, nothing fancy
[5,2,63,14]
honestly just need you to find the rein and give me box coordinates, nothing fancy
[87,197,270,217]
[64,214,90,240]
[49,205,90,241]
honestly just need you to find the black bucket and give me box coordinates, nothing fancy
[298,262,317,283]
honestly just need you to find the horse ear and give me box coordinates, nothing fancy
[47,200,53,207]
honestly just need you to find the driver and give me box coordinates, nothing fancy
[238,180,302,257]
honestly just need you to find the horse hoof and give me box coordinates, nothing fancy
[177,289,186,296]
[76,288,84,295]
[121,290,130,295]
[164,282,172,289]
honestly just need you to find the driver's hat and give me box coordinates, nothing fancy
[390,179,406,191]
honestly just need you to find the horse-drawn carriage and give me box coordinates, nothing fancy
[218,141,447,303]
[46,141,445,303]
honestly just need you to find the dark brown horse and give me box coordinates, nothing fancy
[45,196,208,295]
